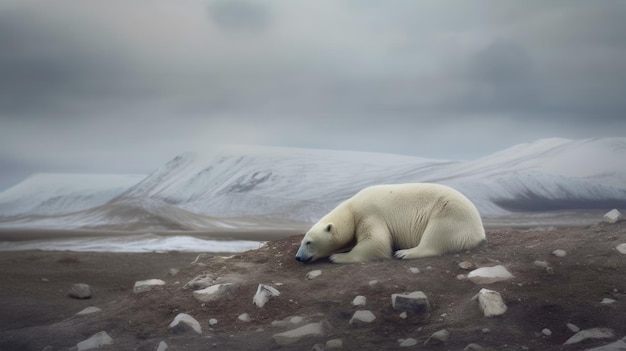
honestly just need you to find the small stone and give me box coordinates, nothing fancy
[533,260,549,268]
[601,298,616,304]
[167,268,179,277]
[457,274,466,280]
[464,343,486,351]
[352,295,366,306]
[425,329,449,345]
[192,283,236,302]
[133,279,165,294]
[156,341,168,351]
[312,344,325,351]
[289,316,304,324]
[567,323,580,333]
[399,338,417,347]
[184,274,215,290]
[238,313,252,323]
[368,280,381,288]
[76,331,113,351]
[564,327,615,345]
[482,328,490,333]
[306,270,322,280]
[552,249,567,257]
[76,306,101,315]
[617,243,626,254]
[169,313,202,334]
[475,288,507,317]
[467,265,514,284]
[399,312,407,319]
[41,278,49,282]
[349,310,376,324]
[542,328,552,336]
[603,209,623,223]
[273,323,326,345]
[409,267,420,274]
[69,283,92,299]
[459,261,474,270]
[253,284,281,308]
[391,291,430,313]
[326,338,343,349]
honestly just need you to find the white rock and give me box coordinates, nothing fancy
[425,329,449,345]
[399,338,417,347]
[272,322,326,345]
[289,316,304,324]
[352,295,366,306]
[603,209,623,223]
[167,268,179,277]
[184,274,215,290]
[326,338,343,349]
[552,249,567,257]
[586,336,626,351]
[564,327,615,345]
[156,341,168,351]
[617,243,626,254]
[409,267,420,274]
[238,313,252,323]
[467,265,514,284]
[459,261,474,270]
[456,274,466,280]
[533,260,549,268]
[601,298,616,304]
[253,284,280,308]
[567,323,580,333]
[69,283,92,299]
[76,331,113,351]
[168,313,202,334]
[76,306,101,315]
[349,310,376,324]
[542,328,552,336]
[368,280,381,288]
[306,270,322,279]
[475,288,507,317]
[464,343,486,351]
[391,291,430,313]
[192,283,236,302]
[133,279,165,294]
[209,318,218,326]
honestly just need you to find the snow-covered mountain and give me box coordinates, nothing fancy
[1,138,625,230]
[0,173,145,217]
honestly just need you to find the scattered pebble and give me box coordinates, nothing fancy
[349,310,376,324]
[552,249,567,257]
[253,284,280,308]
[133,279,165,294]
[542,328,552,336]
[617,243,626,255]
[567,323,580,333]
[425,329,449,345]
[272,323,326,346]
[76,306,101,315]
[193,283,237,303]
[391,291,430,313]
[169,313,202,334]
[238,313,252,323]
[464,343,486,351]
[459,261,474,270]
[156,341,168,351]
[564,327,615,345]
[209,318,218,326]
[352,295,366,307]
[69,283,92,299]
[399,312,407,319]
[456,274,466,280]
[409,267,420,274]
[603,209,623,224]
[76,331,113,351]
[533,260,549,268]
[326,338,343,349]
[399,338,417,347]
[467,265,514,284]
[306,270,322,280]
[474,288,507,317]
[601,298,616,304]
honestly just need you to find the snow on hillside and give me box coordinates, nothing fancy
[0,138,625,229]
[0,173,145,217]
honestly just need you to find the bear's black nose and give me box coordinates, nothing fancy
[295,255,311,263]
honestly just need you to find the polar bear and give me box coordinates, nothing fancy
[295,183,485,263]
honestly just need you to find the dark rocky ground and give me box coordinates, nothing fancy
[0,221,625,350]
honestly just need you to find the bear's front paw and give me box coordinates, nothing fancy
[394,250,409,260]
[329,253,350,263]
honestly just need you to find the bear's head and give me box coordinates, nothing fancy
[295,222,344,263]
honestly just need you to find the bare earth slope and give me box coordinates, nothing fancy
[0,222,625,350]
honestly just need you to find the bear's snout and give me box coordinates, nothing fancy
[295,254,312,263]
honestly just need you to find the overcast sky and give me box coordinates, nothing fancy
[1,1,625,191]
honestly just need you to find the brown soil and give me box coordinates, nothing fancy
[0,222,625,351]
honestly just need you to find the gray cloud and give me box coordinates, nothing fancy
[1,0,625,190]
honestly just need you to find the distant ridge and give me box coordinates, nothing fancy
[0,138,625,229]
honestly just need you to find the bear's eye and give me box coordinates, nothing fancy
[325,224,332,232]
[305,240,312,246]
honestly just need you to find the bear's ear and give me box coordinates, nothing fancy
[325,223,333,233]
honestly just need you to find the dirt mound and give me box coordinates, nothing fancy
[1,222,625,350]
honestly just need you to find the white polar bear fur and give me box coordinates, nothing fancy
[295,183,486,263]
